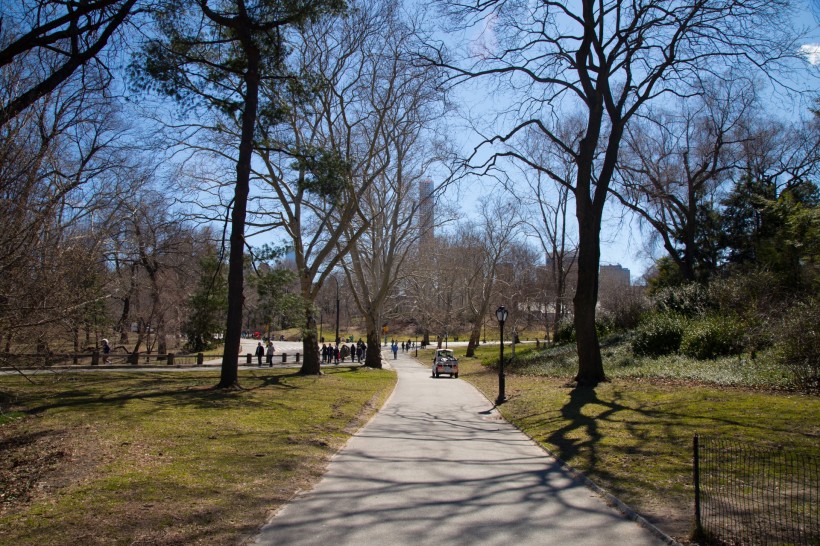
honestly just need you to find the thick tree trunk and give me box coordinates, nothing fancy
[299,305,321,374]
[466,327,480,357]
[300,326,321,374]
[133,320,144,355]
[573,223,605,386]
[360,311,383,369]
[217,40,260,389]
[365,329,382,368]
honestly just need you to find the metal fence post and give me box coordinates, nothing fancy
[694,434,703,537]
[196,353,204,366]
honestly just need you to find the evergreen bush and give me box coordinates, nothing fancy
[775,298,819,391]
[632,313,684,356]
[652,282,710,317]
[553,318,575,344]
[680,315,745,360]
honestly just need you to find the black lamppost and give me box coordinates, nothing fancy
[333,276,340,363]
[495,305,508,405]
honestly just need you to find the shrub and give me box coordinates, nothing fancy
[707,270,781,316]
[632,313,684,356]
[775,297,819,391]
[680,315,745,360]
[551,316,614,344]
[553,318,575,344]
[595,314,616,337]
[652,282,710,317]
[599,285,650,330]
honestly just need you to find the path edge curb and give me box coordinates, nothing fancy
[540,443,683,546]
[471,391,684,546]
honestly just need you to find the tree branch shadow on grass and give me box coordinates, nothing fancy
[19,371,306,416]
[545,386,629,475]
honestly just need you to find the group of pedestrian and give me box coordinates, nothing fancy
[389,339,417,359]
[255,340,276,367]
[321,340,367,364]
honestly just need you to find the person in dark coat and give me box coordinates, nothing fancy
[255,342,264,366]
[102,339,111,364]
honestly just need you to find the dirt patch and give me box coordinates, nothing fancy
[634,497,696,544]
[0,416,108,516]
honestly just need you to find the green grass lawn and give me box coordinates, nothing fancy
[3,342,815,544]
[0,367,396,545]
[420,343,819,541]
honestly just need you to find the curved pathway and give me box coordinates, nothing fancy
[251,349,668,545]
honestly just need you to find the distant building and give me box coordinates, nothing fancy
[599,264,631,286]
[418,179,434,245]
[544,253,631,287]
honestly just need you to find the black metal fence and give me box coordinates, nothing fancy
[694,434,819,545]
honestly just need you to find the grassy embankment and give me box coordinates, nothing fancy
[0,367,396,545]
[420,341,819,541]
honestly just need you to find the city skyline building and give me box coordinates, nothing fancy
[418,178,434,246]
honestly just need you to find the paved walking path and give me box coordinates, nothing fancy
[251,349,668,545]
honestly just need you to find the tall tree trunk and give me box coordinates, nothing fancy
[133,320,144,355]
[466,327,481,357]
[118,266,137,344]
[301,328,321,374]
[145,268,167,355]
[299,305,321,374]
[217,40,260,389]
[365,329,382,368]
[573,219,605,386]
[359,311,382,369]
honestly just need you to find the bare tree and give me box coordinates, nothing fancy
[0,0,138,126]
[614,78,756,282]
[249,0,447,373]
[0,69,133,351]
[462,196,523,357]
[337,3,450,368]
[515,122,580,340]
[432,0,806,385]
[131,0,346,387]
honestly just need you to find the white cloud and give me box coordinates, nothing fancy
[800,44,820,65]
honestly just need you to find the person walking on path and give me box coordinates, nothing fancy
[255,342,264,367]
[253,349,668,546]
[102,339,111,365]
[265,341,275,367]
[391,341,398,359]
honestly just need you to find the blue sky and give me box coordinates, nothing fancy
[435,1,820,283]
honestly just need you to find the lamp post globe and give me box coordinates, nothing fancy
[495,306,508,405]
